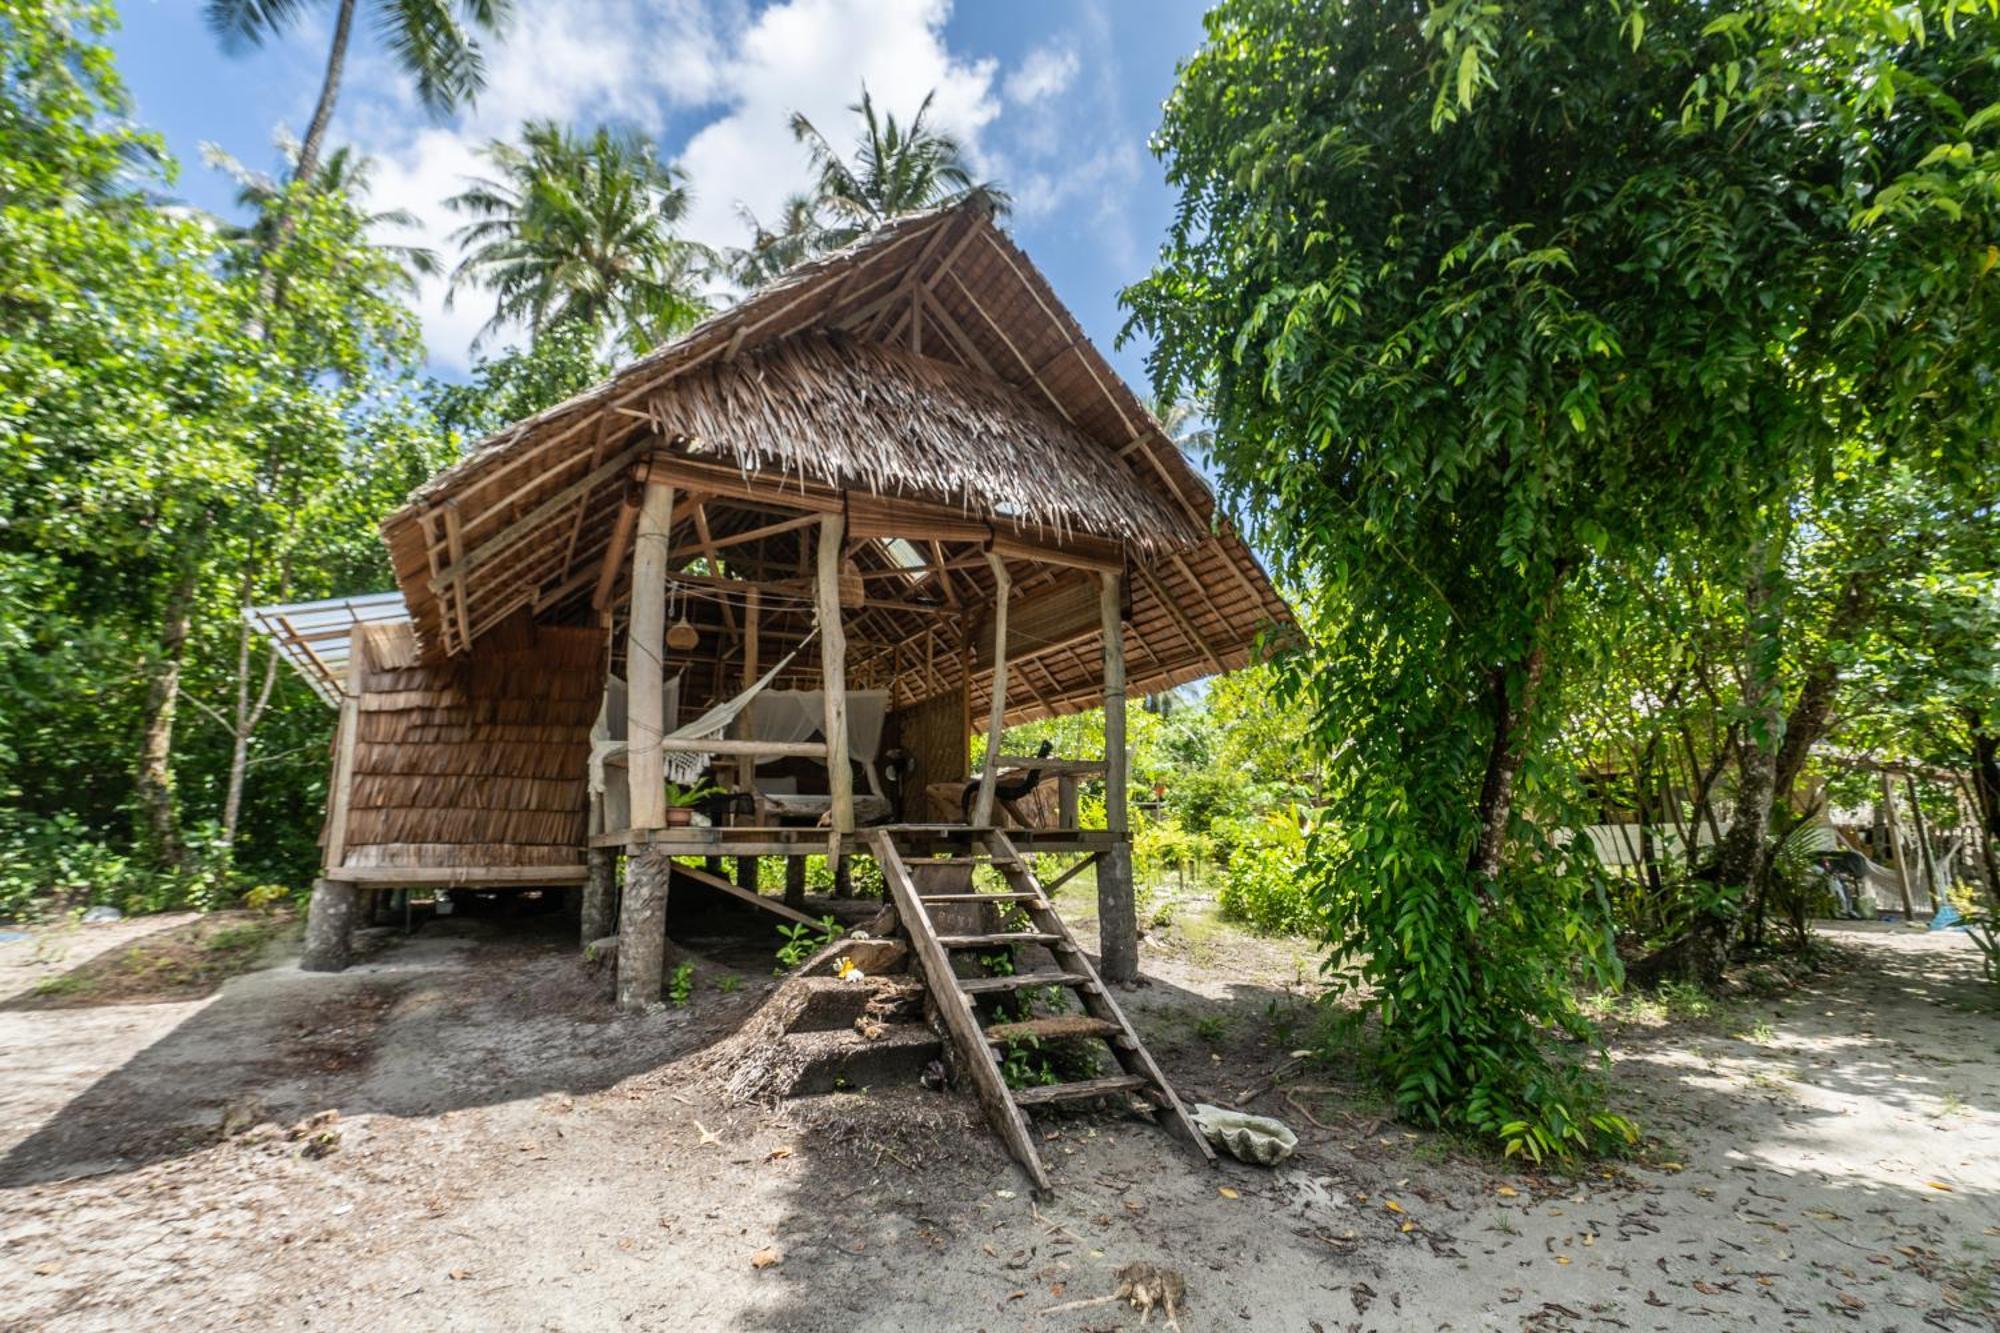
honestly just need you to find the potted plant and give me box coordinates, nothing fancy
[662,780,725,827]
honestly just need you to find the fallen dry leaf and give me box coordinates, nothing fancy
[1384,1199,1403,1213]
[750,1248,782,1270]
[1554,1255,1571,1265]
[1218,1186,1239,1199]
[1925,1181,1954,1193]
[448,1268,472,1282]
[764,1146,793,1162]
[1838,1292,1866,1310]
[33,1263,59,1276]
[1496,1185,1519,1198]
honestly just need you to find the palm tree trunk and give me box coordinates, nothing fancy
[135,571,197,870]
[294,0,358,188]
[250,0,357,325]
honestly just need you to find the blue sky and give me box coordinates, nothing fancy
[109,0,1212,387]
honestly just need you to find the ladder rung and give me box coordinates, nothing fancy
[1011,1074,1151,1106]
[910,855,1020,866]
[936,931,1060,948]
[957,970,1094,995]
[985,1016,1121,1044]
[920,891,1041,903]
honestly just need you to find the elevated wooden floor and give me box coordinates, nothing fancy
[590,824,1119,856]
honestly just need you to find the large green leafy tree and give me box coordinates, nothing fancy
[2,0,449,895]
[446,120,710,356]
[2,0,279,868]
[1125,0,1996,1155]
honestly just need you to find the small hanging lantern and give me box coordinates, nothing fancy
[839,556,865,609]
[666,584,700,651]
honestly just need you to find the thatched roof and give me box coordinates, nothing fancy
[663,333,1193,546]
[375,201,1290,717]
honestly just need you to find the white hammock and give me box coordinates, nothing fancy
[660,632,814,786]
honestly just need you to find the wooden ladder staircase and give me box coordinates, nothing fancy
[866,825,1214,1193]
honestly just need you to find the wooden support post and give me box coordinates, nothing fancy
[1097,567,1139,984]
[1881,772,1918,919]
[627,478,675,832]
[617,848,670,1010]
[735,853,761,894]
[785,854,807,910]
[972,551,1012,828]
[1905,773,1940,911]
[322,693,360,871]
[736,589,761,806]
[1057,775,1080,830]
[816,514,853,857]
[581,846,617,944]
[301,878,358,972]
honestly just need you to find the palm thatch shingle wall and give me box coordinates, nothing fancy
[335,616,602,871]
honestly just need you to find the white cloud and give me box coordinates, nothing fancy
[674,0,999,254]
[1005,44,1078,105]
[338,0,999,372]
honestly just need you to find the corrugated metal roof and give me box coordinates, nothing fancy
[244,591,410,705]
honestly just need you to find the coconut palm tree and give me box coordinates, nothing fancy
[1145,395,1216,463]
[209,142,440,293]
[788,88,1009,251]
[205,0,513,190]
[445,120,711,356]
[723,193,827,288]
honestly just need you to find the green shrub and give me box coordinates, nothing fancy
[1216,808,1321,936]
[1133,816,1212,888]
[0,810,140,921]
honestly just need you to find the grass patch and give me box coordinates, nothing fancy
[13,911,292,1009]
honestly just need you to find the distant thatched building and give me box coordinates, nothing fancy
[254,200,1289,1006]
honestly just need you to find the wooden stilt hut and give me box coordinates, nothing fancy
[254,203,1288,1174]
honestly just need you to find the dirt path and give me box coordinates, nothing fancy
[0,909,1993,1331]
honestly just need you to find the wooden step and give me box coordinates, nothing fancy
[984,1016,1121,1044]
[936,932,1060,949]
[958,970,1094,995]
[1011,1074,1151,1106]
[919,891,1042,903]
[909,855,1019,866]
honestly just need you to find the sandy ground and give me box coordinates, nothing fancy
[0,895,1995,1332]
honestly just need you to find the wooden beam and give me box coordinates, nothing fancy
[817,514,854,841]
[629,478,675,831]
[440,501,473,652]
[431,442,647,595]
[321,678,361,874]
[669,858,821,929]
[689,502,738,635]
[972,551,1013,827]
[336,865,590,885]
[591,495,640,611]
[1132,563,1227,674]
[660,737,825,759]
[703,512,821,553]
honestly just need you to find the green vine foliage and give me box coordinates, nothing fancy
[1121,0,1997,1158]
